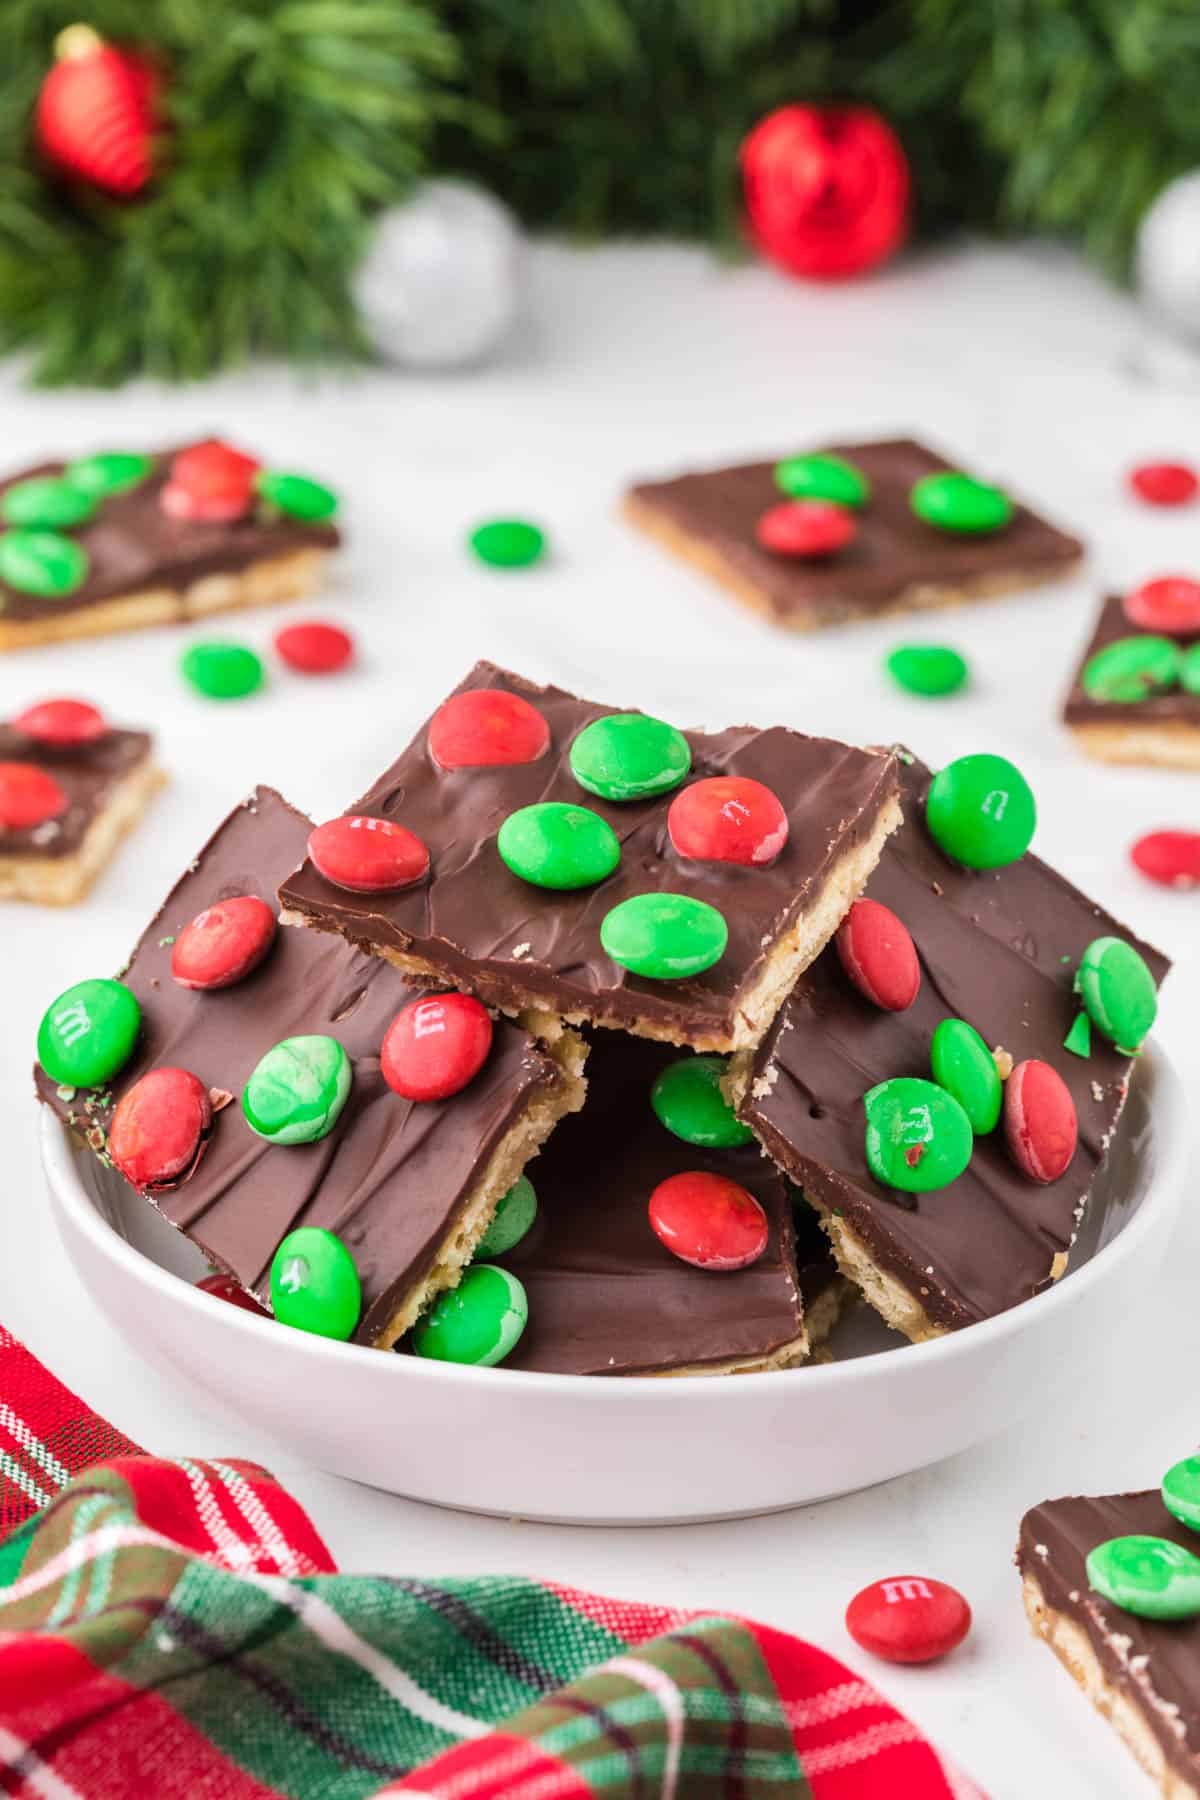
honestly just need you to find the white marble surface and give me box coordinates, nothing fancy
[2,241,1198,1797]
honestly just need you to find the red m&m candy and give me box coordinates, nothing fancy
[1131,829,1200,889]
[274,620,354,675]
[756,500,855,558]
[1004,1058,1077,1184]
[109,1067,213,1190]
[308,815,430,893]
[846,1576,971,1665]
[381,993,493,1102]
[163,440,260,523]
[0,762,67,831]
[836,898,921,1011]
[668,776,789,867]
[1129,462,1199,508]
[171,895,277,991]
[1124,576,1200,634]
[197,1272,270,1318]
[648,1171,769,1271]
[13,698,108,747]
[429,688,550,770]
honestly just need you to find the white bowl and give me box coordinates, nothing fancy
[42,1047,1187,1525]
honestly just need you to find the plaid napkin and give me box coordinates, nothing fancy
[0,1324,984,1798]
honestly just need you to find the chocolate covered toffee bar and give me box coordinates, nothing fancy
[1065,590,1200,770]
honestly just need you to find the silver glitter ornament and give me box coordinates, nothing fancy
[1137,171,1200,346]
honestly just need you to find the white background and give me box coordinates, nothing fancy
[2,241,1198,1797]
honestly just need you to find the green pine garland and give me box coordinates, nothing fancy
[2,0,1199,385]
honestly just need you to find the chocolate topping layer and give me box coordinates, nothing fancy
[1019,1489,1200,1785]
[280,661,900,1047]
[493,1031,806,1375]
[0,722,152,858]
[627,439,1084,624]
[1064,593,1200,727]
[34,788,567,1347]
[740,754,1169,1331]
[0,449,338,622]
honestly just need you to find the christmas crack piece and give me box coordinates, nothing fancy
[0,442,339,652]
[34,787,585,1349]
[624,438,1084,633]
[0,698,164,904]
[1019,1461,1200,1797]
[1064,584,1200,768]
[278,661,903,1053]
[730,751,1168,1342]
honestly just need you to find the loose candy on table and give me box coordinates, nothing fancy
[885,644,969,698]
[242,1034,352,1145]
[1076,936,1158,1051]
[863,1076,973,1193]
[1,477,98,530]
[380,993,493,1103]
[475,1175,538,1259]
[428,687,550,770]
[0,762,67,830]
[411,1263,528,1366]
[195,1272,270,1318]
[273,620,355,675]
[12,697,108,746]
[570,712,691,803]
[270,1227,361,1340]
[600,892,728,980]
[1131,829,1200,889]
[469,518,545,569]
[773,453,870,509]
[1086,1535,1200,1621]
[497,801,621,890]
[925,753,1036,869]
[307,814,430,893]
[929,1018,1002,1134]
[1128,461,1199,508]
[648,1170,769,1271]
[667,776,789,867]
[836,898,921,1012]
[0,529,89,597]
[755,499,856,558]
[1081,635,1181,703]
[255,470,339,524]
[650,1053,755,1149]
[845,1576,972,1665]
[1004,1059,1077,1184]
[171,895,278,991]
[910,472,1013,534]
[37,977,141,1088]
[180,641,265,701]
[109,1067,213,1189]
[1124,576,1200,634]
[65,451,153,497]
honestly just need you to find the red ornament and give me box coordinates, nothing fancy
[429,688,550,771]
[756,500,856,558]
[307,815,430,894]
[741,104,910,281]
[274,621,355,675]
[0,762,68,831]
[1124,575,1200,634]
[836,899,921,1012]
[648,1171,769,1272]
[1128,462,1198,508]
[668,776,789,867]
[109,1068,213,1190]
[845,1576,971,1665]
[381,993,494,1102]
[171,895,277,991]
[1004,1059,1077,1185]
[196,1272,270,1318]
[163,440,259,524]
[36,26,157,199]
[12,697,108,747]
[1131,829,1200,890]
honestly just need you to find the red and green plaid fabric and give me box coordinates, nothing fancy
[0,1325,986,1798]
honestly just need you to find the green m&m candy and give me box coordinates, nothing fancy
[1076,936,1158,1051]
[255,469,339,524]
[37,978,141,1088]
[885,644,968,698]
[650,1054,754,1148]
[0,530,88,598]
[271,1227,361,1340]
[412,1264,528,1366]
[929,1019,1002,1134]
[242,1035,352,1144]
[600,893,727,980]
[1162,1456,1200,1532]
[774,453,869,509]
[570,713,691,802]
[181,640,265,700]
[1081,636,1180,703]
[475,1176,538,1258]
[469,518,545,569]
[1180,644,1200,695]
[911,472,1013,534]
[1086,1535,1200,1621]
[863,1076,973,1193]
[497,801,620,890]
[65,451,153,497]
[2,478,97,530]
[925,753,1036,869]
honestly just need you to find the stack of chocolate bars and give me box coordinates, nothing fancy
[36,660,1167,1376]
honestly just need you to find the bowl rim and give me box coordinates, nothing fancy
[41,1040,1187,1402]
